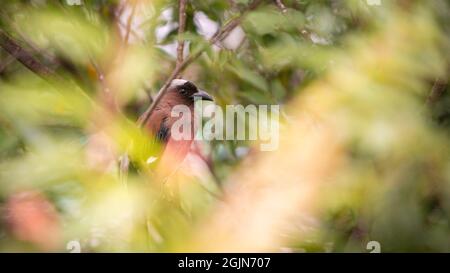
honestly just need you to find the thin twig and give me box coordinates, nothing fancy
[0,28,55,78]
[137,61,189,126]
[0,10,58,66]
[208,0,260,46]
[137,0,263,128]
[123,0,138,44]
[118,20,142,42]
[0,27,95,113]
[176,0,188,73]
[274,0,288,13]
[427,78,448,106]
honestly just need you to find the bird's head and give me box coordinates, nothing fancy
[167,79,213,105]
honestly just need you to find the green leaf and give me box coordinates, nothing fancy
[227,62,268,92]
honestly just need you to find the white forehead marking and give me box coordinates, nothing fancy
[170,79,188,88]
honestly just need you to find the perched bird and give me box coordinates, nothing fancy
[143,79,213,176]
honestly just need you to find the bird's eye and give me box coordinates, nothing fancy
[180,88,188,95]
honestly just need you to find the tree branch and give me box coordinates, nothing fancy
[274,0,288,13]
[176,0,188,73]
[118,20,142,42]
[137,0,263,127]
[0,28,94,111]
[123,0,138,44]
[427,78,448,106]
[0,28,55,78]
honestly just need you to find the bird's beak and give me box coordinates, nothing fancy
[192,90,214,101]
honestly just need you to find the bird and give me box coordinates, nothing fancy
[143,79,213,177]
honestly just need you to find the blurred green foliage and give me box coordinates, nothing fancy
[0,0,449,252]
